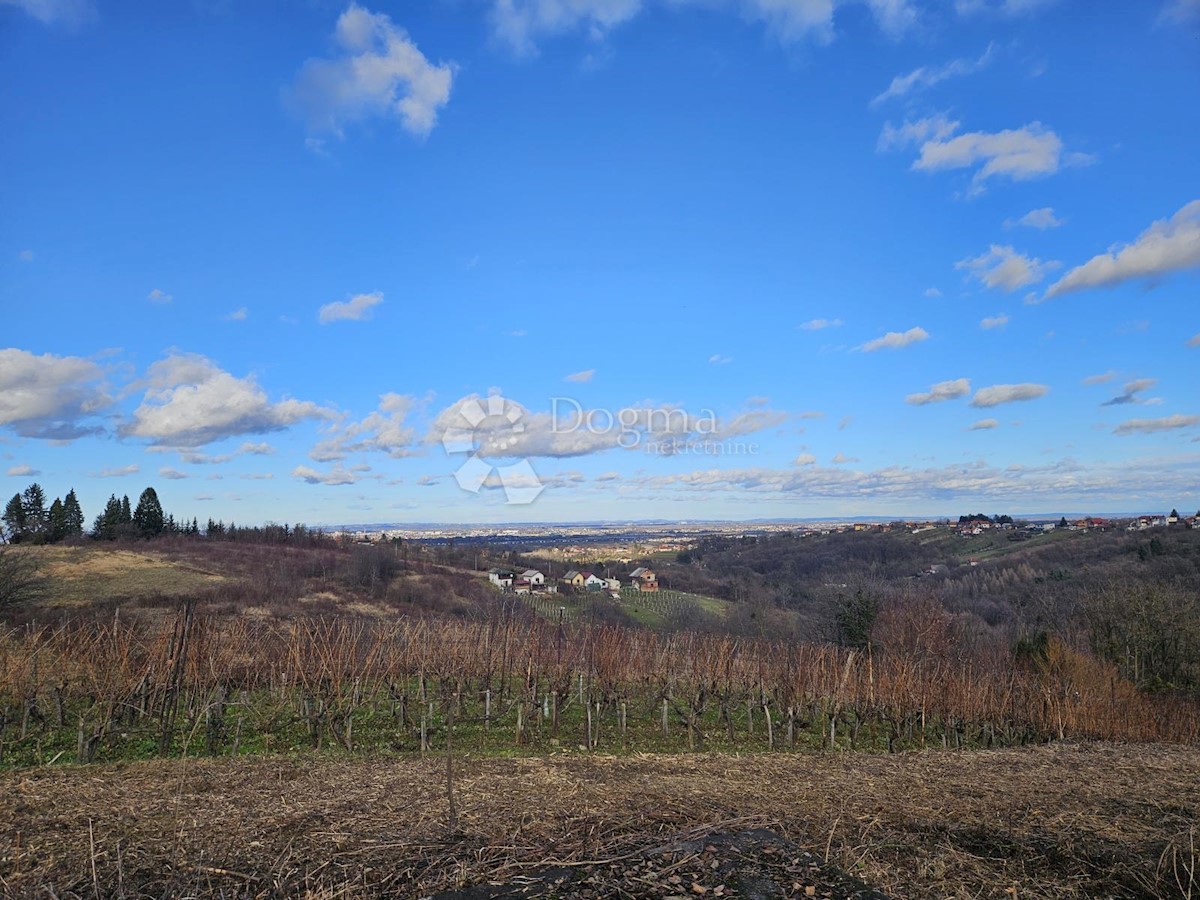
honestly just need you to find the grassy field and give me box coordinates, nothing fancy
[2,743,1195,898]
[18,545,225,606]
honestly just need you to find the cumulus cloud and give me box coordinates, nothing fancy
[159,467,188,480]
[147,288,172,304]
[871,43,994,107]
[906,378,970,405]
[709,354,733,365]
[831,452,860,464]
[428,394,782,460]
[319,291,383,323]
[924,287,943,298]
[793,453,817,466]
[287,4,454,139]
[292,463,364,485]
[1044,200,1200,300]
[1082,370,1117,385]
[565,369,595,383]
[970,383,1049,407]
[18,250,34,262]
[881,115,1082,190]
[799,318,843,330]
[860,326,929,352]
[175,442,275,465]
[225,307,248,322]
[1102,378,1158,407]
[0,348,111,440]
[96,464,139,478]
[1008,207,1063,229]
[1113,414,1199,435]
[968,418,999,430]
[980,314,1009,329]
[310,392,418,461]
[957,245,1055,291]
[6,464,40,476]
[121,352,334,448]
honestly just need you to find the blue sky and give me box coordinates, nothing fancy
[2,0,1199,525]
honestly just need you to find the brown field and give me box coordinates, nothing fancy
[2,743,1197,899]
[21,545,225,606]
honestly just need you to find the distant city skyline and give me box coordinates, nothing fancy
[2,0,1198,525]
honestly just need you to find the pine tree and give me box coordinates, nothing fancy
[119,495,132,525]
[21,483,47,539]
[92,494,123,540]
[133,487,164,537]
[3,494,26,543]
[48,498,67,542]
[63,489,84,537]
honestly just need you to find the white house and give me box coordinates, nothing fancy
[605,577,621,591]
[521,569,545,586]
[583,573,607,591]
[488,568,514,588]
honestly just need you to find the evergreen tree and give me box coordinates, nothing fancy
[48,498,67,542]
[3,493,26,543]
[133,487,164,537]
[92,494,123,540]
[119,495,132,524]
[63,489,84,537]
[21,483,48,539]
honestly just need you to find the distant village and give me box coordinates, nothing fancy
[487,565,659,598]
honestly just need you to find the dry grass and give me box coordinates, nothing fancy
[2,743,1197,898]
[21,545,224,606]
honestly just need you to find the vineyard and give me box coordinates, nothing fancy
[2,602,1197,769]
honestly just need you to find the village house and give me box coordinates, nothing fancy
[583,573,607,592]
[487,568,514,588]
[629,567,659,591]
[561,570,586,591]
[521,569,545,587]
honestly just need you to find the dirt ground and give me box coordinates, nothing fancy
[2,743,1197,899]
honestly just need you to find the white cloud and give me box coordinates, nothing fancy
[1113,414,1199,436]
[159,467,189,480]
[565,369,595,383]
[147,288,172,304]
[319,291,383,323]
[831,452,860,464]
[1044,200,1200,300]
[225,307,248,322]
[871,43,994,107]
[17,250,34,262]
[906,377,970,405]
[176,442,275,465]
[6,464,40,476]
[1,0,94,26]
[860,326,929,352]
[0,348,111,440]
[1082,370,1117,385]
[980,314,1009,329]
[709,354,733,365]
[96,464,139,478]
[287,4,455,139]
[799,318,843,330]
[968,418,999,430]
[292,463,364,485]
[310,392,418,461]
[970,383,1049,407]
[1102,378,1158,407]
[1188,333,1200,348]
[881,116,1080,190]
[121,352,335,447]
[957,245,1054,291]
[923,287,943,298]
[1008,207,1063,229]
[793,453,817,466]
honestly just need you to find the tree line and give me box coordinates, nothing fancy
[2,481,329,547]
